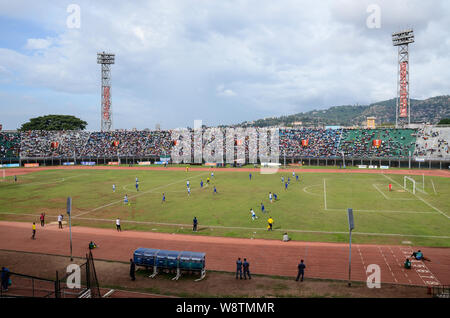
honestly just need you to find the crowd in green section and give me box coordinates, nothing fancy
[0,127,448,160]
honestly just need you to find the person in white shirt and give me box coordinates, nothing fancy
[250,209,257,220]
[58,214,63,229]
[269,192,273,203]
[112,184,116,192]
[116,218,121,232]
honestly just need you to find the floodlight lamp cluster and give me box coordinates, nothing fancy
[97,52,115,64]
[392,30,415,46]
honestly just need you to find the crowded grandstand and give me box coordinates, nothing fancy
[1,126,449,163]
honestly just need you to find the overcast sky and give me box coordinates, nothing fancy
[0,0,449,130]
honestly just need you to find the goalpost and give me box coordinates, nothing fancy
[404,176,416,194]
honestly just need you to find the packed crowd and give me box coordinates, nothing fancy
[2,127,450,160]
[414,127,450,159]
[279,128,341,158]
[340,128,416,159]
[0,132,21,158]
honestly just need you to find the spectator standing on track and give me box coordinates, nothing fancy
[243,258,251,280]
[31,222,36,240]
[236,258,243,279]
[58,214,63,229]
[116,218,121,232]
[40,212,45,227]
[193,217,198,232]
[1,267,10,292]
[130,259,136,281]
[296,259,306,282]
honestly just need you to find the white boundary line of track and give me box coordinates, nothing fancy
[323,179,327,210]
[1,213,449,239]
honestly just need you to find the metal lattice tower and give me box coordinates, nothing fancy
[392,29,414,127]
[97,52,115,131]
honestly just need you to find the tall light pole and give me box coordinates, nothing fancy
[97,52,115,132]
[392,30,414,128]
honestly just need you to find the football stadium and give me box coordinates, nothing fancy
[0,1,449,305]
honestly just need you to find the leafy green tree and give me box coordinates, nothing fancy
[19,115,87,131]
[438,118,450,125]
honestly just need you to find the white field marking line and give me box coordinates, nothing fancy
[0,174,88,187]
[323,179,327,210]
[2,212,449,239]
[372,184,416,201]
[302,184,322,196]
[356,245,366,272]
[74,172,209,218]
[389,246,412,284]
[400,248,440,286]
[324,208,434,214]
[383,174,450,220]
[102,289,115,298]
[378,246,398,283]
[372,184,389,200]
[430,179,437,195]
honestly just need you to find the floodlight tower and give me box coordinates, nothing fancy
[392,29,414,127]
[97,52,115,131]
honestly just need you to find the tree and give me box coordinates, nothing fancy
[19,115,87,131]
[438,118,450,125]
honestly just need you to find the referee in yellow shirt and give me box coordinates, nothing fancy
[267,217,274,231]
[31,222,36,240]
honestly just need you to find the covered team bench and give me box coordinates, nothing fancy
[133,248,206,281]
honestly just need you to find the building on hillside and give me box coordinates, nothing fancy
[366,117,376,129]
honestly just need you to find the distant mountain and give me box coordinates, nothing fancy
[237,95,450,127]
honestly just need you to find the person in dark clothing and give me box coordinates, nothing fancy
[296,259,306,282]
[236,258,243,279]
[40,213,45,227]
[243,258,251,280]
[130,259,136,281]
[1,267,10,291]
[193,217,198,232]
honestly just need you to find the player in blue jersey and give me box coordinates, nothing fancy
[124,194,129,205]
[187,187,191,196]
[261,202,265,213]
[162,193,166,203]
[135,180,139,191]
[187,180,190,188]
[200,180,204,188]
[285,182,288,190]
[249,173,252,180]
[296,175,299,182]
[213,186,217,194]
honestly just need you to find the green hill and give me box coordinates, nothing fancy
[238,95,450,127]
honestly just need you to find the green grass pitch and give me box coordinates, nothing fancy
[0,168,449,247]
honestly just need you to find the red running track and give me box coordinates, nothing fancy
[3,166,450,178]
[0,221,448,287]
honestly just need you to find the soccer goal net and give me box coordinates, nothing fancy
[404,176,416,194]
